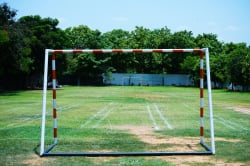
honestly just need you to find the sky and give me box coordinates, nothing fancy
[3,0,250,45]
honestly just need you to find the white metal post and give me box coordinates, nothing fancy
[40,49,49,156]
[205,48,215,154]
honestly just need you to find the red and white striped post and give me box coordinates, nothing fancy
[199,51,205,144]
[52,53,57,144]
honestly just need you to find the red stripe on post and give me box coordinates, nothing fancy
[93,50,103,54]
[173,49,184,53]
[52,53,56,60]
[54,50,63,54]
[200,127,204,136]
[54,128,57,138]
[133,49,143,53]
[193,49,203,53]
[52,70,56,79]
[53,108,57,118]
[112,49,123,53]
[153,49,163,53]
[200,89,204,98]
[53,89,56,99]
[200,69,204,79]
[200,108,204,117]
[200,51,204,59]
[73,50,83,54]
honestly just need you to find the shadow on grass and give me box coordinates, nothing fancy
[33,144,40,156]
[0,90,22,96]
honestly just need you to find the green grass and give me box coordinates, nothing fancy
[0,86,249,165]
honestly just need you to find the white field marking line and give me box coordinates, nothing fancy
[214,116,249,131]
[182,103,198,112]
[154,103,173,130]
[80,102,113,128]
[0,101,11,104]
[57,104,76,111]
[214,116,237,130]
[0,101,41,106]
[189,100,249,131]
[108,120,113,131]
[57,104,80,112]
[2,103,41,113]
[2,104,79,129]
[5,103,79,129]
[92,104,118,128]
[183,102,249,131]
[146,104,160,130]
[4,115,41,129]
[0,138,40,140]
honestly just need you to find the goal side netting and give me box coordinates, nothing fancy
[40,48,215,156]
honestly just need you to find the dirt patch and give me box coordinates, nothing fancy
[115,125,243,145]
[156,156,246,166]
[215,137,243,143]
[115,125,246,166]
[232,106,250,114]
[22,154,51,166]
[115,125,204,152]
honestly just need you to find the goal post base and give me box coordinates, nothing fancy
[41,151,213,157]
[200,142,213,152]
[43,143,57,154]
[40,143,213,157]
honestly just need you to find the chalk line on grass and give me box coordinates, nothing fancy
[214,116,236,130]
[183,102,249,131]
[92,105,118,128]
[146,104,160,130]
[182,103,198,112]
[4,114,41,129]
[0,138,40,140]
[214,116,249,131]
[154,103,173,130]
[80,102,113,128]
[57,103,80,112]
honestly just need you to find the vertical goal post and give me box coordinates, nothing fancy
[40,48,215,156]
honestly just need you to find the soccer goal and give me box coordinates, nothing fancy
[40,48,215,156]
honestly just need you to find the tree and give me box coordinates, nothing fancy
[195,33,225,87]
[17,15,68,87]
[0,3,16,26]
[147,27,172,74]
[168,30,196,74]
[99,29,130,73]
[130,26,154,73]
[225,43,250,91]
[65,25,101,49]
[65,25,105,85]
[0,3,29,89]
[181,56,199,86]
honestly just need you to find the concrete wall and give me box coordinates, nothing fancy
[103,73,193,86]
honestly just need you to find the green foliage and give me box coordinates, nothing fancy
[181,56,199,85]
[0,3,16,26]
[65,25,101,49]
[224,43,250,90]
[1,3,250,89]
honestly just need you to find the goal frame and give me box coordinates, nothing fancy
[40,48,215,156]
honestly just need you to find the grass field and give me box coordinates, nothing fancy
[0,86,249,165]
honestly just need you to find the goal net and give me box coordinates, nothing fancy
[40,48,215,156]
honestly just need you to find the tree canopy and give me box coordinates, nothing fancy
[0,3,249,90]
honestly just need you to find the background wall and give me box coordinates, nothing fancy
[103,73,193,86]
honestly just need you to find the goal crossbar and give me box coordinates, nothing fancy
[40,48,215,156]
